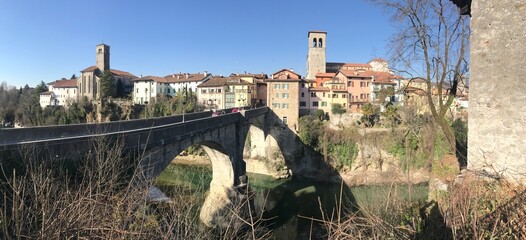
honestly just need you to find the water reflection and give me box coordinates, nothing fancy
[249,173,357,238]
[156,163,428,239]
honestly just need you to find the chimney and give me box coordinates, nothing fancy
[290,68,294,72]
[172,74,175,78]
[204,71,208,76]
[185,73,189,79]
[177,75,180,80]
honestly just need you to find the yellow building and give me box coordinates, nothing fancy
[196,76,254,110]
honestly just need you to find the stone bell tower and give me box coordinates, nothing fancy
[306,31,326,79]
[96,43,110,72]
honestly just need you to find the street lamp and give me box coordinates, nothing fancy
[182,100,186,122]
[182,84,188,122]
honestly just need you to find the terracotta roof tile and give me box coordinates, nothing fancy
[316,73,336,77]
[51,79,77,88]
[271,69,302,78]
[109,69,137,78]
[198,76,254,87]
[339,70,374,78]
[133,76,167,83]
[231,73,268,79]
[342,63,372,68]
[369,58,387,62]
[372,72,396,83]
[80,66,136,78]
[163,73,211,83]
[81,66,98,72]
[310,87,330,91]
[39,91,54,95]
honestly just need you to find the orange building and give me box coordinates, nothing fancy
[315,72,335,87]
[334,70,372,112]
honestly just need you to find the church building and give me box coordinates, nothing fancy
[78,44,136,101]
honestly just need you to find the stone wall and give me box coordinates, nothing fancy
[468,1,526,183]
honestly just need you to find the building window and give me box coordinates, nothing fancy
[332,94,337,98]
[201,89,207,94]
[313,38,317,48]
[310,92,316,97]
[313,101,319,107]
[367,82,370,87]
[217,88,222,93]
[342,94,346,98]
[301,92,305,97]
[301,83,305,88]
[282,103,289,109]
[273,103,280,109]
[318,38,323,48]
[282,116,288,125]
[136,88,139,93]
[300,101,306,107]
[321,102,327,107]
[282,84,289,89]
[275,93,279,98]
[274,84,280,89]
[282,93,289,98]
[360,93,364,99]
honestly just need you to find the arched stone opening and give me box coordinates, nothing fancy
[200,143,235,189]
[243,114,291,178]
[141,136,241,228]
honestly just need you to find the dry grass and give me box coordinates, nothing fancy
[313,175,526,239]
[0,136,271,239]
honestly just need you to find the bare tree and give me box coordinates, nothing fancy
[371,0,469,159]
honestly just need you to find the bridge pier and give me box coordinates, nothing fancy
[199,178,251,229]
[198,118,252,228]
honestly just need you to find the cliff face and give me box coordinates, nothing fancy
[244,116,432,185]
[244,121,326,179]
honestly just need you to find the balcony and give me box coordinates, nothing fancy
[372,85,382,92]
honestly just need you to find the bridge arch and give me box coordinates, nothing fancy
[140,135,239,191]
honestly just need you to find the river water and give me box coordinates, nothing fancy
[155,163,428,239]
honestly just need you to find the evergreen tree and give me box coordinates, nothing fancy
[35,81,48,94]
[99,70,116,100]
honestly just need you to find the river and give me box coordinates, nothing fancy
[155,163,428,239]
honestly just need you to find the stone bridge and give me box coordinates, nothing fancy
[0,107,274,227]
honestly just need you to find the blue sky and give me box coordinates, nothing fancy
[0,0,395,87]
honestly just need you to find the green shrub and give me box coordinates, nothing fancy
[315,109,325,120]
[331,103,346,115]
[298,115,323,147]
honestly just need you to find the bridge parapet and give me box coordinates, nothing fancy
[0,111,212,147]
